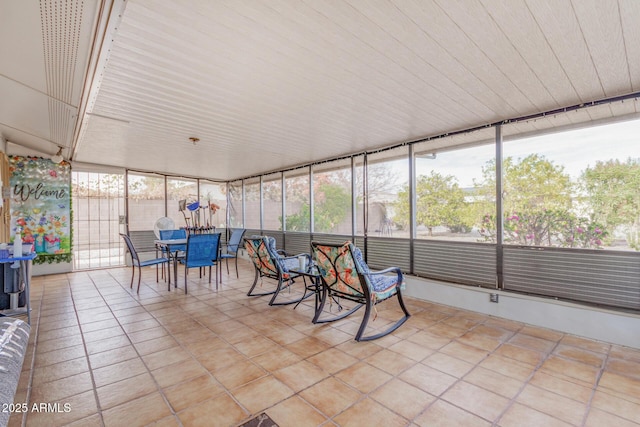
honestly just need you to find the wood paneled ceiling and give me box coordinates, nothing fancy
[2,0,639,180]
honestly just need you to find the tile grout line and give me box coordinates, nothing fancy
[580,344,611,426]
[490,334,564,426]
[403,314,517,426]
[104,266,272,425]
[103,266,187,426]
[69,272,107,427]
[20,277,44,427]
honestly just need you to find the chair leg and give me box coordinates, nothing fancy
[167,261,171,292]
[313,293,362,324]
[136,265,142,294]
[355,302,373,342]
[234,257,239,278]
[269,276,310,306]
[129,266,135,289]
[226,258,230,275]
[312,285,329,323]
[208,266,212,284]
[246,269,277,297]
[397,288,411,318]
[268,278,285,305]
[184,267,188,294]
[356,291,411,342]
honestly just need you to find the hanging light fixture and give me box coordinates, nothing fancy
[51,146,64,164]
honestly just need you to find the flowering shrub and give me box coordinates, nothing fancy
[479,209,608,249]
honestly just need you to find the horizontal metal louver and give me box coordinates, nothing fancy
[284,232,311,256]
[365,238,411,272]
[218,228,228,245]
[266,231,284,249]
[413,240,497,288]
[311,234,353,247]
[244,229,261,237]
[504,247,640,310]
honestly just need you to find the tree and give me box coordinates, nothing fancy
[480,154,573,213]
[395,171,470,236]
[581,158,640,249]
[285,203,310,231]
[478,154,606,248]
[280,162,403,232]
[315,182,351,232]
[284,181,351,233]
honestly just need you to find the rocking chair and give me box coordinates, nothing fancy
[311,241,410,341]
[244,235,312,306]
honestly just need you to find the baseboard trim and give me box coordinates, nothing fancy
[404,276,640,350]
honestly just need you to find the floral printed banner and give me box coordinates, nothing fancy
[9,156,71,259]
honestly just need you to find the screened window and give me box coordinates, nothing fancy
[228,181,243,228]
[502,119,640,250]
[354,156,365,236]
[244,178,260,229]
[368,147,409,238]
[167,177,197,229]
[284,169,310,232]
[313,159,352,234]
[127,173,165,231]
[263,173,282,231]
[413,143,495,242]
[199,180,227,228]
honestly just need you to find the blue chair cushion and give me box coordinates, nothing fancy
[352,246,400,299]
[262,235,309,275]
[281,257,299,272]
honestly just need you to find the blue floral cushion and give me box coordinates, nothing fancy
[351,245,400,299]
[262,236,310,275]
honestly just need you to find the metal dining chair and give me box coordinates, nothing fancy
[179,232,221,293]
[220,228,246,278]
[120,233,169,293]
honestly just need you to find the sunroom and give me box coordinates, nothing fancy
[1,1,639,426]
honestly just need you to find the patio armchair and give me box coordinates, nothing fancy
[120,233,169,293]
[244,235,312,306]
[311,241,410,341]
[220,228,246,278]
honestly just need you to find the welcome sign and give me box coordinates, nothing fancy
[9,156,71,263]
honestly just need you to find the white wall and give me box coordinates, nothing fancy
[404,276,640,350]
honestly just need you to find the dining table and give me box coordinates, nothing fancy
[154,238,187,290]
